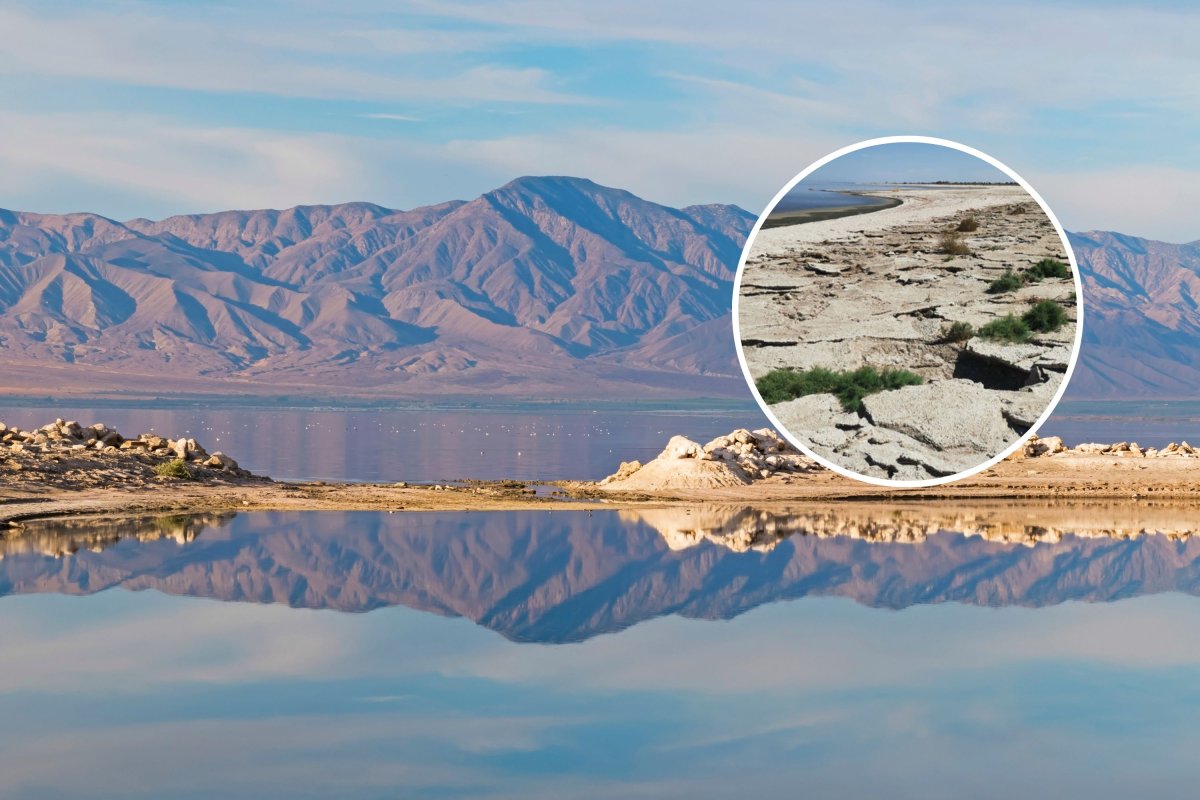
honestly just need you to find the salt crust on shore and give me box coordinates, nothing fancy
[739,185,1077,480]
[597,431,1200,494]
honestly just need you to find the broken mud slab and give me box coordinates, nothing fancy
[739,186,1078,480]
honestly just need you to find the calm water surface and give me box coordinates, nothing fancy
[3,509,1200,798]
[772,181,894,213]
[771,181,951,213]
[1051,400,1200,448]
[0,403,767,482]
[0,400,1174,483]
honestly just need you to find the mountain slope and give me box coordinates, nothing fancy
[0,179,1195,401]
[1068,231,1200,398]
[0,177,755,400]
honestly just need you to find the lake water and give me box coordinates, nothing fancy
[772,181,894,213]
[0,402,768,483]
[0,400,1176,483]
[3,508,1200,798]
[1051,400,1200,448]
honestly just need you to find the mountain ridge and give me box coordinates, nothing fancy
[0,177,1195,400]
[0,177,754,399]
[1065,230,1200,399]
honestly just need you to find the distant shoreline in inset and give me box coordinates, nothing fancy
[763,192,903,229]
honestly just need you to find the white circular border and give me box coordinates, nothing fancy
[732,135,1086,489]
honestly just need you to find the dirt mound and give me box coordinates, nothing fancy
[597,429,817,492]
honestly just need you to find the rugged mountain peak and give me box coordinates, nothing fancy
[0,179,755,399]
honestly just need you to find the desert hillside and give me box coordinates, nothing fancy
[0,177,1194,400]
[0,177,753,399]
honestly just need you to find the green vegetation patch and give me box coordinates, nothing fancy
[1022,299,1068,332]
[938,321,974,343]
[154,458,194,479]
[1027,258,1071,280]
[987,269,1023,294]
[757,366,924,412]
[986,259,1071,295]
[977,315,1032,343]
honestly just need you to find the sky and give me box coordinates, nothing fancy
[2,0,1200,240]
[807,143,1010,184]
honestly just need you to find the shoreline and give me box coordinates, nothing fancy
[751,185,1027,249]
[2,420,1194,535]
[5,448,1200,530]
[762,193,904,228]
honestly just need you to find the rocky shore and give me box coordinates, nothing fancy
[6,421,1200,530]
[592,429,1200,494]
[739,186,1077,479]
[0,418,255,490]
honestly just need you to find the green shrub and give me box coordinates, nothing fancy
[956,217,979,232]
[1022,299,1067,332]
[987,269,1024,294]
[1027,258,1071,280]
[757,366,923,412]
[938,231,970,255]
[977,315,1032,343]
[938,321,974,343]
[154,458,193,479]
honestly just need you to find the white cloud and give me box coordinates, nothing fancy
[360,112,424,122]
[0,110,375,215]
[0,7,585,104]
[1039,165,1200,243]
[0,1,1198,238]
[0,597,351,688]
[443,126,848,212]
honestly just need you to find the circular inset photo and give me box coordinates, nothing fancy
[734,136,1083,487]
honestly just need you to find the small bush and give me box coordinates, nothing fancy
[1022,299,1068,332]
[987,269,1024,294]
[938,231,971,256]
[1027,258,1071,280]
[154,458,193,479]
[938,321,974,343]
[956,217,979,232]
[977,315,1032,343]
[757,366,923,412]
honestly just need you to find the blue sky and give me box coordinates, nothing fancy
[2,0,1199,240]
[808,143,1009,184]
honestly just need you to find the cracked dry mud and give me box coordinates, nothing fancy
[739,186,1077,481]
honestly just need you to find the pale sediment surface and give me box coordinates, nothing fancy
[7,421,1200,531]
[739,185,1077,479]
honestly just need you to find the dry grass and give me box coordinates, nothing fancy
[938,231,971,256]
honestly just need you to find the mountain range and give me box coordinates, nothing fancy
[0,175,1193,400]
[1066,231,1200,398]
[0,177,753,400]
[4,510,1200,643]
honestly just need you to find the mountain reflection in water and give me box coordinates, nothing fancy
[4,505,1200,642]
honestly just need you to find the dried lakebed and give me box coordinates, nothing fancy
[739,185,1077,479]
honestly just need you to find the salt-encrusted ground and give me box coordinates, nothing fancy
[738,185,1077,480]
